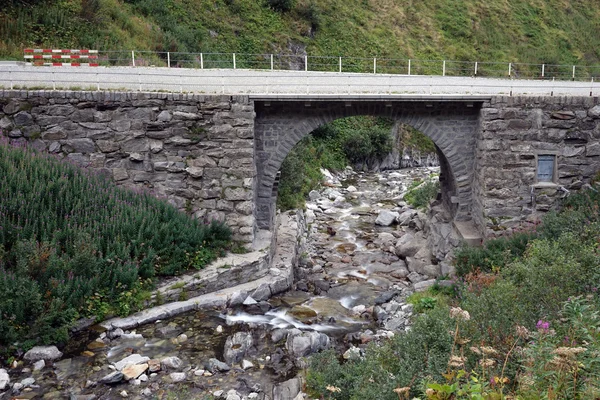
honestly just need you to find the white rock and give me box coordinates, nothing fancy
[33,360,45,371]
[194,369,205,376]
[241,359,254,370]
[0,369,9,390]
[347,185,357,192]
[375,210,399,226]
[161,356,183,370]
[20,377,35,387]
[213,390,224,397]
[23,346,62,362]
[226,389,241,400]
[120,390,128,398]
[176,333,188,343]
[114,354,150,371]
[139,374,148,382]
[169,372,186,383]
[216,325,224,333]
[243,296,257,305]
[141,388,152,396]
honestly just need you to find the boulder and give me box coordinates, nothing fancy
[0,369,9,390]
[98,371,123,384]
[206,358,230,373]
[375,210,399,226]
[23,346,63,362]
[395,233,427,258]
[114,354,150,371]
[160,356,183,371]
[169,372,186,383]
[223,332,253,365]
[122,363,148,380]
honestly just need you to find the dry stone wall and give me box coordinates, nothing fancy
[473,96,600,237]
[0,90,256,242]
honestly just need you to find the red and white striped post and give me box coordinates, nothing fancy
[24,49,99,66]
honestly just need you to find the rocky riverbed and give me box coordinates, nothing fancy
[1,166,461,400]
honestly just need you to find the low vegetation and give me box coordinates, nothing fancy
[0,137,231,348]
[307,188,600,399]
[277,116,436,210]
[1,0,600,75]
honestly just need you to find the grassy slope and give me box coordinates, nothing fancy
[1,0,600,67]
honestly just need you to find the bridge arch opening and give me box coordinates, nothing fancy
[253,100,481,232]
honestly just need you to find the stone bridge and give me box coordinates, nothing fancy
[1,90,599,243]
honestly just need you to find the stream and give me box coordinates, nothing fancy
[1,166,447,400]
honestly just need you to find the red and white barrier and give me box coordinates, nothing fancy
[24,49,99,66]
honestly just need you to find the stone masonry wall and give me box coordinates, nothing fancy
[0,90,256,242]
[473,96,600,237]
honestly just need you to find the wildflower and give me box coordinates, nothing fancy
[479,358,496,368]
[553,347,587,357]
[425,388,436,397]
[536,320,550,331]
[450,307,471,321]
[448,355,466,368]
[326,385,341,393]
[516,325,529,339]
[470,346,482,355]
[394,387,410,394]
[480,346,498,356]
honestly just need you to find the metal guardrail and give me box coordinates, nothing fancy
[17,50,600,81]
[1,67,599,96]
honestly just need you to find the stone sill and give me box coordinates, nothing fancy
[530,182,559,189]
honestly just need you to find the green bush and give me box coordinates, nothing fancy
[404,178,440,209]
[454,231,535,276]
[307,307,454,399]
[0,139,231,346]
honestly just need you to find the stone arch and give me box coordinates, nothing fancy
[254,100,481,230]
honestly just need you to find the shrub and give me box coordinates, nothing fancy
[454,231,535,276]
[404,178,440,209]
[0,139,231,346]
[307,307,454,399]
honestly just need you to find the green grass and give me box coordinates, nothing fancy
[1,0,600,75]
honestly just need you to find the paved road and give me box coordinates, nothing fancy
[1,65,599,97]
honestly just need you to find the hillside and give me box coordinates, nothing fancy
[1,0,600,69]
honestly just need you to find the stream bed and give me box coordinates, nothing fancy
[1,166,450,400]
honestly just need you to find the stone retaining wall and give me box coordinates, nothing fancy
[0,90,256,242]
[473,96,600,236]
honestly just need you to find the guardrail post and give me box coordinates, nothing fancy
[200,53,204,69]
[408,59,411,75]
[132,50,135,67]
[305,55,308,72]
[542,64,545,78]
[572,65,576,80]
[474,61,478,76]
[442,60,446,76]
[167,52,170,68]
[233,53,236,69]
[508,63,512,77]
[96,72,100,91]
[339,56,342,73]
[373,57,377,74]
[271,54,274,71]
